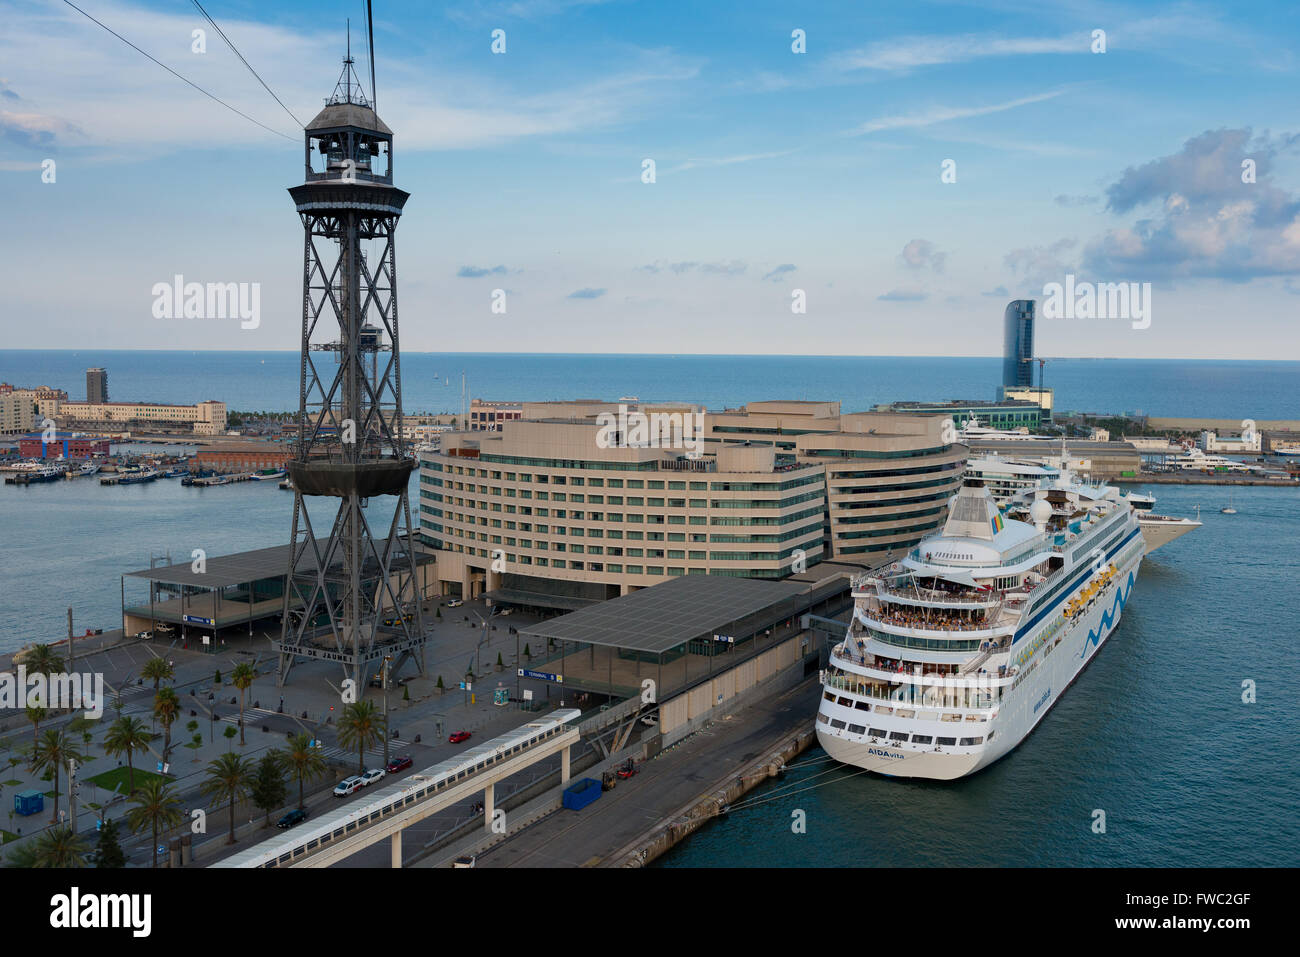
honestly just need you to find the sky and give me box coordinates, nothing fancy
[2,0,1300,359]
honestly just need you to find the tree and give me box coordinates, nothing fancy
[92,817,126,868]
[214,669,222,686]
[24,643,66,677]
[103,716,153,794]
[6,825,89,868]
[125,779,183,869]
[436,675,444,693]
[337,700,383,775]
[140,656,173,690]
[285,733,328,810]
[153,687,180,765]
[199,752,253,845]
[30,729,86,824]
[250,752,287,828]
[230,662,256,746]
[24,706,47,747]
[223,726,238,749]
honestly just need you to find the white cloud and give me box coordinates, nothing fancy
[849,91,1064,136]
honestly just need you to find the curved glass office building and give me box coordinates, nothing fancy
[1002,300,1035,387]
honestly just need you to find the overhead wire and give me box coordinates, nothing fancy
[59,0,297,142]
[190,0,304,129]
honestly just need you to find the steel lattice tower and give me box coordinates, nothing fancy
[275,50,425,691]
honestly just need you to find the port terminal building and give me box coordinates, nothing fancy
[121,542,435,658]
[515,568,856,747]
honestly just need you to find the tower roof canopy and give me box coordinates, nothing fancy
[306,102,391,135]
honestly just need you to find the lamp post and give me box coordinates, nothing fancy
[382,655,391,767]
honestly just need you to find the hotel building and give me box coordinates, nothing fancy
[418,400,964,607]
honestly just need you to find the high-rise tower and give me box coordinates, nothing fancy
[275,48,425,691]
[1001,300,1035,388]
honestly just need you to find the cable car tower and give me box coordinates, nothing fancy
[275,30,426,691]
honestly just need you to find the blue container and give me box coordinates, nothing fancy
[562,778,602,811]
[14,789,44,816]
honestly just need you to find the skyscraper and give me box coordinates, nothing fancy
[86,367,108,404]
[1002,301,1034,388]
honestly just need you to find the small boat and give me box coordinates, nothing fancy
[251,468,288,481]
[77,461,102,476]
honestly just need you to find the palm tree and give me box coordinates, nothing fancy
[30,729,86,825]
[336,700,383,775]
[103,716,153,794]
[125,779,183,869]
[285,732,328,810]
[230,662,256,746]
[199,752,253,845]
[153,687,180,765]
[23,643,65,677]
[140,656,173,690]
[6,825,89,868]
[24,706,47,747]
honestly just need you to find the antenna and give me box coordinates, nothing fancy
[367,0,378,112]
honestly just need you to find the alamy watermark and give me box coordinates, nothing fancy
[0,667,104,718]
[152,275,260,329]
[595,404,704,455]
[1042,274,1151,330]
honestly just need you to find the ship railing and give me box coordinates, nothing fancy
[875,583,998,606]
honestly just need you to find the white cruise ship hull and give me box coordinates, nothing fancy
[817,536,1144,781]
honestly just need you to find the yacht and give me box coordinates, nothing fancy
[956,416,1047,442]
[817,468,1145,780]
[965,456,1200,554]
[1171,448,1258,473]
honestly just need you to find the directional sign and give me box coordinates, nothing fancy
[184,615,215,626]
[517,668,563,684]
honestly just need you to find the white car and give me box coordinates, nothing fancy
[446,599,464,608]
[499,608,513,616]
[360,768,386,787]
[333,776,364,797]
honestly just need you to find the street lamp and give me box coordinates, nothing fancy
[470,607,502,679]
[382,655,392,767]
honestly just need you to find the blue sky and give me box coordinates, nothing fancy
[3,0,1299,358]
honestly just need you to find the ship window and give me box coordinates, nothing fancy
[823,692,836,703]
[912,734,933,744]
[854,700,871,711]
[888,731,909,741]
[848,724,866,735]
[837,697,853,707]
[937,737,957,746]
[960,736,984,746]
[830,719,846,730]
[817,713,829,724]
[868,728,886,737]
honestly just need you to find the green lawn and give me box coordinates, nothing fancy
[3,780,21,788]
[87,767,168,793]
[0,830,18,845]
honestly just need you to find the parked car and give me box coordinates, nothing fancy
[446,599,464,608]
[498,608,513,616]
[640,713,659,728]
[277,808,309,828]
[385,755,413,773]
[381,614,412,627]
[360,768,386,787]
[333,776,364,797]
[134,630,152,640]
[448,730,472,744]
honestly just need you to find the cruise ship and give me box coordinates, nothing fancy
[817,468,1145,779]
[965,455,1200,554]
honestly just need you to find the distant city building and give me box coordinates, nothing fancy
[86,367,109,404]
[193,443,289,474]
[1199,430,1261,454]
[17,432,112,459]
[50,399,227,435]
[469,398,523,431]
[1002,299,1035,388]
[872,398,1046,432]
[998,384,1054,422]
[0,393,36,435]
